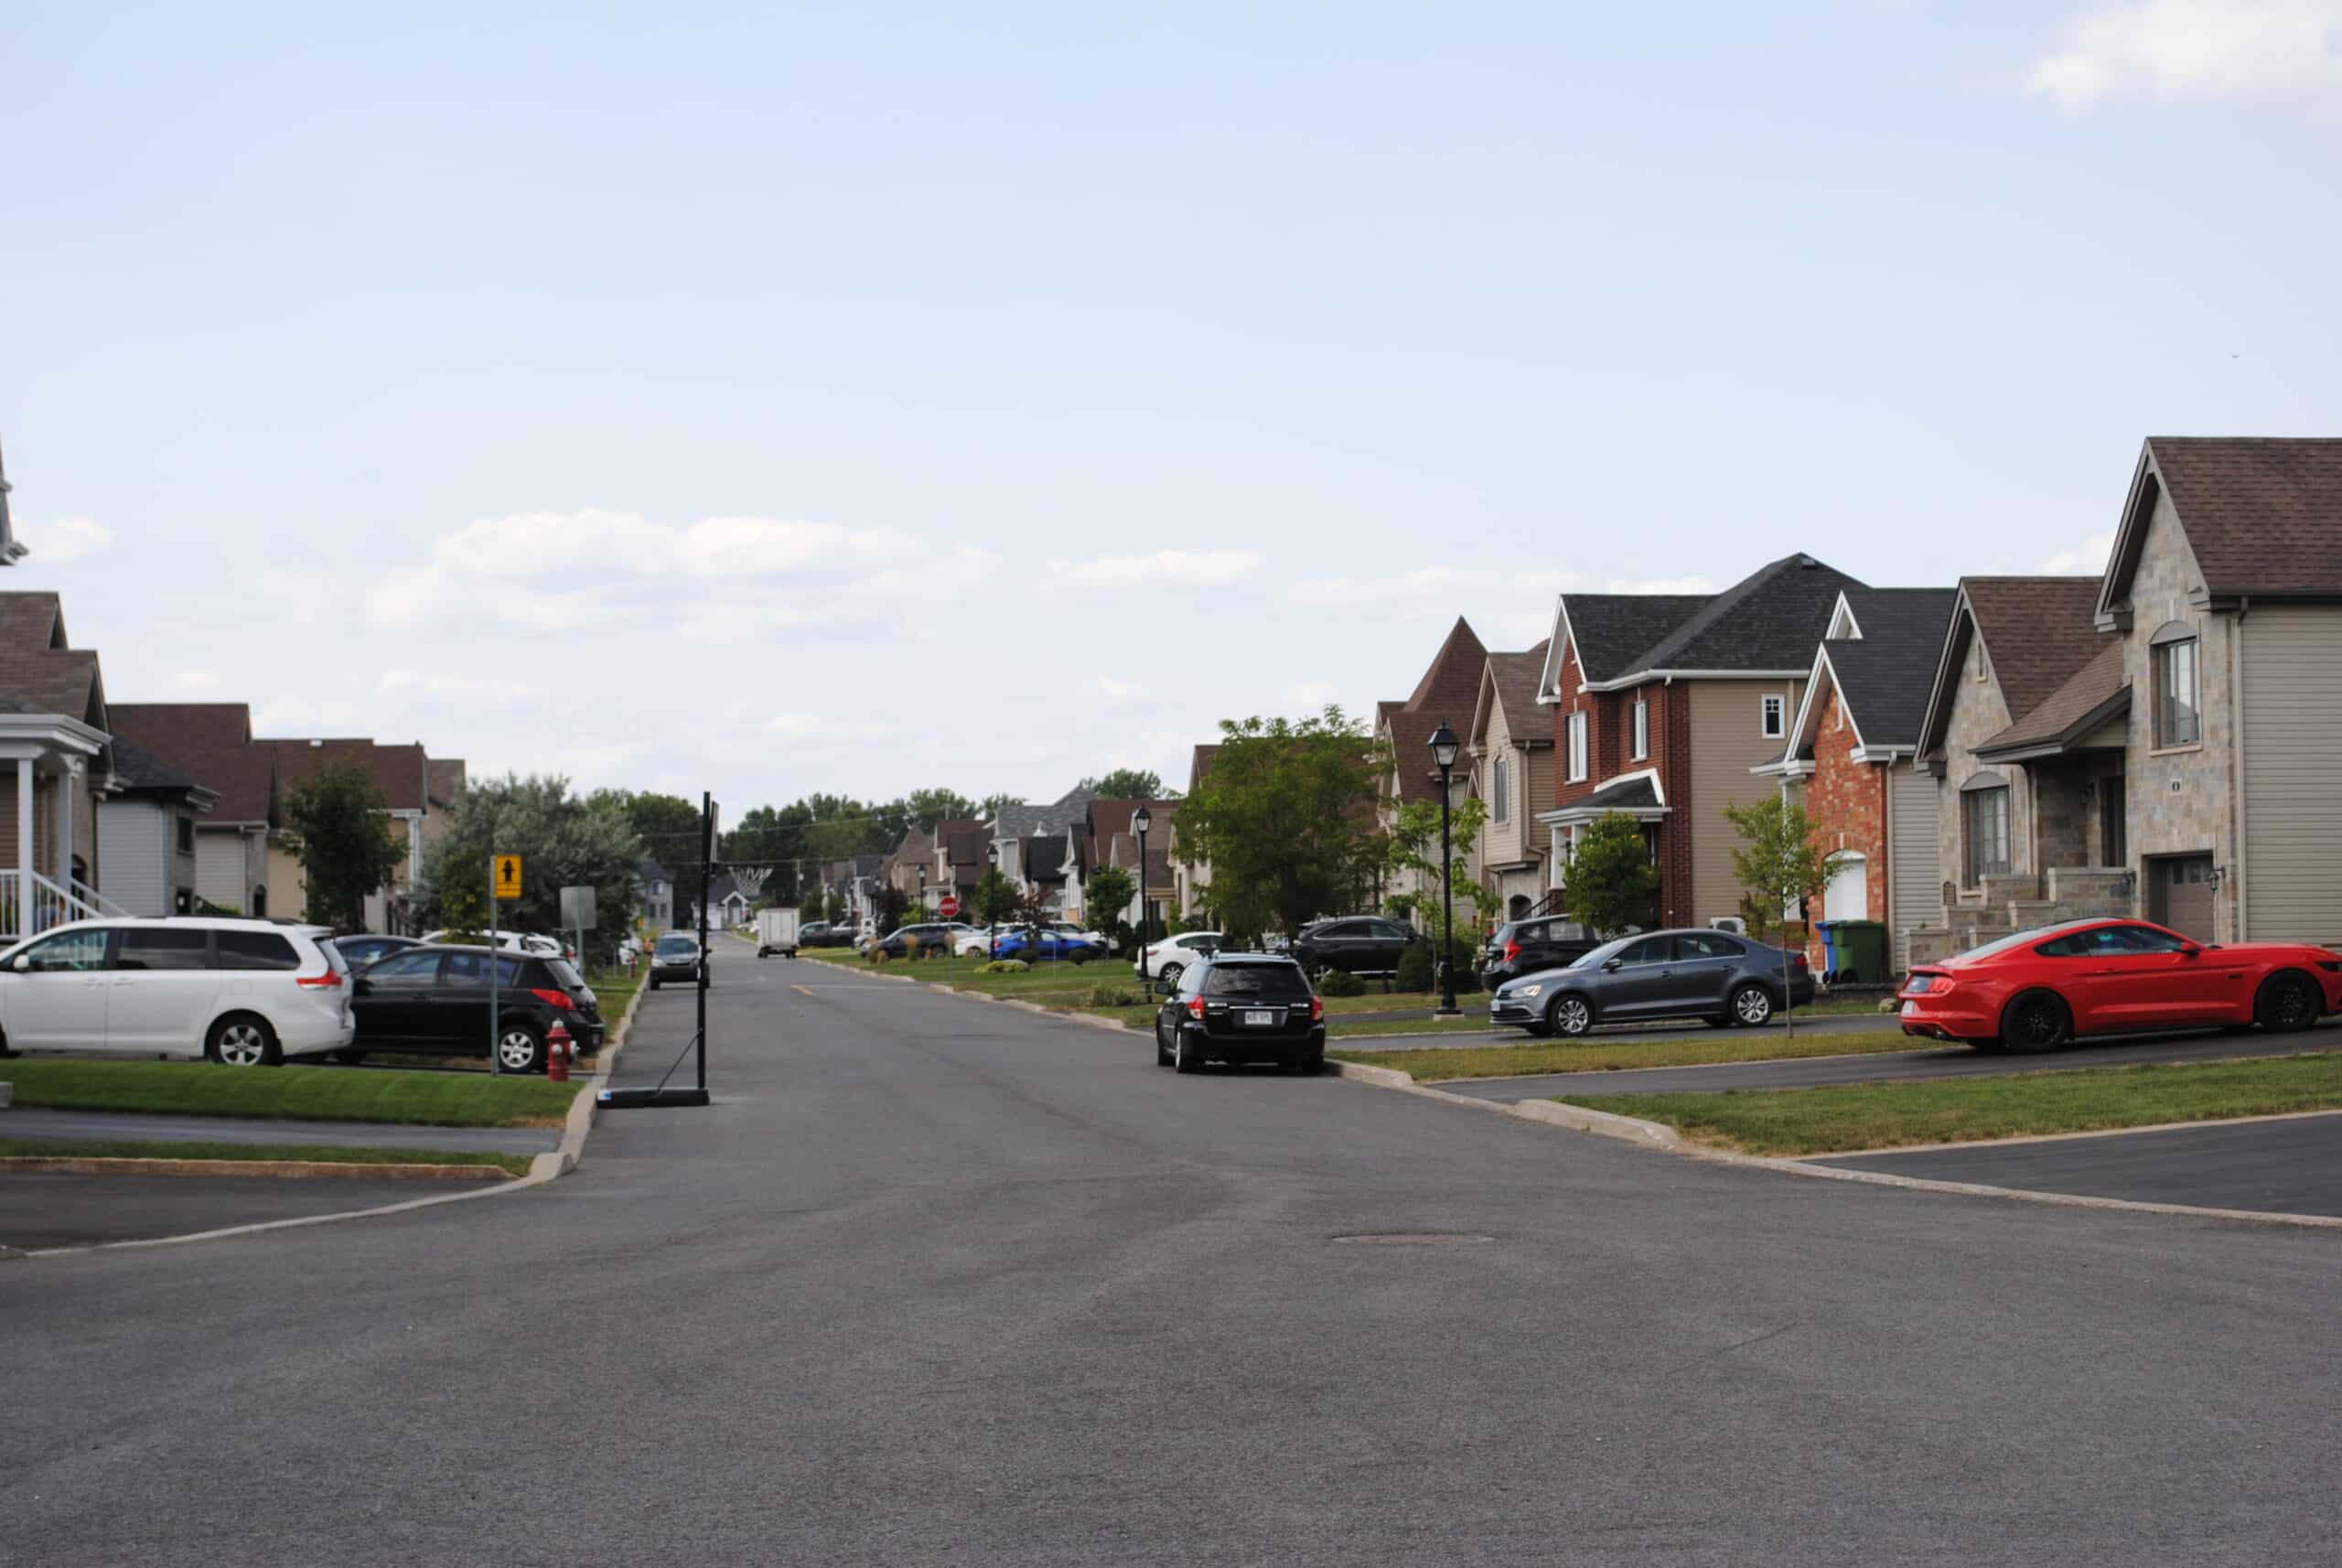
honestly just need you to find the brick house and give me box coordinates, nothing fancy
[1465,640,1552,921]
[1755,587,1956,972]
[1535,554,1859,929]
[1373,617,1487,917]
[1169,745,1217,919]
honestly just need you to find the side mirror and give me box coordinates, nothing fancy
[7,954,24,973]
[1601,958,1624,972]
[2179,942,2203,958]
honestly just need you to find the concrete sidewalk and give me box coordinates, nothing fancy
[0,1107,561,1155]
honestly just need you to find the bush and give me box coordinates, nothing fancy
[1316,969,1366,997]
[1394,941,1434,992]
[866,950,892,967]
[981,960,1030,974]
[1087,983,1144,1008]
[1395,938,1480,994]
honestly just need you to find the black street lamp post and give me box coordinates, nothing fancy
[1132,805,1152,993]
[1428,720,1462,1017]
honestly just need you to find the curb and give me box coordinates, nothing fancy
[0,1156,510,1181]
[1328,1059,1681,1147]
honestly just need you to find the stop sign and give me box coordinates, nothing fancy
[938,896,960,918]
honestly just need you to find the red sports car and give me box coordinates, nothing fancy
[1897,918,2342,1054]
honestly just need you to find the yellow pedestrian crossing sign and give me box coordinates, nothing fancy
[494,854,523,900]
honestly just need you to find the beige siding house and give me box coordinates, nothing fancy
[1466,642,1552,921]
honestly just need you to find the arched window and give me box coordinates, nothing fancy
[2150,620,2198,746]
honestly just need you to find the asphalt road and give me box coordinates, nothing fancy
[0,1107,561,1154]
[6,958,2340,1564]
[1438,1019,2342,1101]
[0,1171,462,1249]
[1816,1114,2342,1218]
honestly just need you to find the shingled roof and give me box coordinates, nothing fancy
[1402,618,1488,714]
[1473,643,1549,748]
[0,592,106,736]
[1975,641,2130,760]
[2126,437,2342,602]
[266,739,429,811]
[108,734,215,804]
[1960,578,2107,723]
[1552,556,1864,693]
[1821,588,1957,749]
[109,704,277,825]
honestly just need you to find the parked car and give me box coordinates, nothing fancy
[798,921,851,949]
[1481,916,1603,989]
[1153,953,1327,1074]
[1488,928,1813,1036]
[876,921,982,960]
[1897,918,2342,1053]
[992,927,1100,963]
[332,933,427,972]
[649,930,706,989]
[1134,931,1221,987]
[1047,919,1114,952]
[0,917,354,1067]
[420,929,568,961]
[349,945,603,1072]
[1289,916,1418,979]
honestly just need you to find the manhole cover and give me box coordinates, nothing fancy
[1329,1232,1495,1246]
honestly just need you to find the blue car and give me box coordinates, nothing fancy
[991,928,1101,963]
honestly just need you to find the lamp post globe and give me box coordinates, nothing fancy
[1427,719,1462,1016]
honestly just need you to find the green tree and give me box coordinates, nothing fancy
[588,789,702,862]
[414,774,643,950]
[1723,794,1842,946]
[1564,812,1661,937]
[1080,768,1169,801]
[1084,864,1134,928]
[899,787,977,831]
[1384,794,1490,945]
[971,867,1019,926]
[1173,708,1385,944]
[281,760,409,933]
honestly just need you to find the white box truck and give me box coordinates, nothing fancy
[757,907,800,959]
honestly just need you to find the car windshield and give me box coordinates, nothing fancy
[1202,962,1311,1000]
[656,937,697,957]
[1961,924,2076,961]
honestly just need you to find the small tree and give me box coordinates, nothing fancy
[1723,794,1842,953]
[1384,795,1489,947]
[873,883,911,937]
[1085,864,1134,933]
[972,868,1019,927]
[1564,812,1661,937]
[1174,707,1385,942]
[282,760,408,933]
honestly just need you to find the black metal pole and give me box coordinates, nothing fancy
[1437,760,1458,1016]
[1136,822,1148,992]
[696,790,712,1094]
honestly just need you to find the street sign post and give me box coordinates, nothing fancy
[560,885,596,970]
[495,854,524,901]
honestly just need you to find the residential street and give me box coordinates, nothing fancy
[7,964,2342,1566]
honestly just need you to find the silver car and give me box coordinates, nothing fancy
[1488,928,1815,1036]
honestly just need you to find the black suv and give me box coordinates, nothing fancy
[1289,917,1418,978]
[349,946,605,1072]
[1481,916,1602,988]
[1154,954,1327,1074]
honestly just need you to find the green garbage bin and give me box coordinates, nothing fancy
[1832,919,1887,985]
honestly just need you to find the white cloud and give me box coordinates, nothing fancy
[2030,2,2342,110]
[1283,680,1340,708]
[253,696,361,734]
[377,669,547,702]
[256,567,346,626]
[765,712,894,740]
[167,669,221,694]
[2039,531,2116,575]
[1076,676,1150,705]
[1041,550,1263,591]
[847,545,1003,603]
[1602,575,1716,594]
[30,517,113,564]
[1280,566,1579,611]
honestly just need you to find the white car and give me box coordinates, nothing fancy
[0,917,355,1067]
[1134,931,1222,986]
[421,929,569,961]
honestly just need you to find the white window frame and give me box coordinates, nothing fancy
[1760,693,1786,739]
[1491,756,1509,823]
[1631,698,1649,761]
[1566,712,1588,781]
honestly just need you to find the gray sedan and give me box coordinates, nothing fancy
[1488,929,1815,1036]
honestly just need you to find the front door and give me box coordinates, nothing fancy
[107,927,224,1055]
[2150,855,2217,942]
[3,927,115,1050]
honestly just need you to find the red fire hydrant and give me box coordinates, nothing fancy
[545,1019,572,1082]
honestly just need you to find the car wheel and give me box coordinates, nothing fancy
[1155,1019,1172,1067]
[1546,993,1593,1037]
[2255,972,2321,1034]
[1305,1043,1327,1076]
[1730,983,1774,1028]
[1524,1018,1555,1038]
[649,977,661,991]
[208,1014,281,1068]
[2001,990,2071,1054]
[1158,962,1184,990]
[333,1047,367,1066]
[497,1025,547,1074]
[1173,1026,1202,1074]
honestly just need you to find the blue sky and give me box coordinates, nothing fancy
[4,2,2336,811]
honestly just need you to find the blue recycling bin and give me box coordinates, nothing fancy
[1815,920,1842,982]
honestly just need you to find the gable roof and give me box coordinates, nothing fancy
[107,734,217,806]
[2101,437,2342,610]
[1556,596,1712,687]
[1187,745,1220,793]
[992,785,1096,839]
[1819,588,1958,749]
[1472,643,1550,748]
[1546,555,1864,694]
[266,738,429,811]
[1960,577,2106,722]
[0,593,106,736]
[108,703,276,825]
[1402,618,1488,714]
[0,592,69,653]
[1975,641,2130,761]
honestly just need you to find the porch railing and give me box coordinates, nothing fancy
[70,875,130,920]
[0,870,114,944]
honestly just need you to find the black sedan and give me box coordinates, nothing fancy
[1154,954,1327,1075]
[1289,916,1418,979]
[1489,929,1814,1036]
[349,946,605,1072]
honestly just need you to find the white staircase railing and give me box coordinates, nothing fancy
[71,875,130,919]
[0,870,114,944]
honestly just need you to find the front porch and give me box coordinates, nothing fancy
[0,725,126,942]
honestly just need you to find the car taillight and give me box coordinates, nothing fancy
[1187,996,1206,1020]
[1310,995,1324,1022]
[1789,952,1810,971]
[295,970,342,989]
[1504,940,1520,961]
[530,988,576,1010]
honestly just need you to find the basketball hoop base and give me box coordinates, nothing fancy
[596,1086,711,1110]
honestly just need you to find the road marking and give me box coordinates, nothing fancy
[791,983,814,996]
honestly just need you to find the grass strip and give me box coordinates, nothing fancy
[0,1136,532,1176]
[1565,1052,2342,1156]
[1334,1030,1920,1082]
[0,1058,581,1129]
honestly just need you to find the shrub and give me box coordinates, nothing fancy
[981,960,1030,974]
[867,950,892,967]
[1394,941,1434,993]
[1316,969,1366,998]
[1395,938,1479,994]
[1087,983,1144,1008]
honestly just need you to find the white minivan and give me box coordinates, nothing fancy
[0,917,355,1067]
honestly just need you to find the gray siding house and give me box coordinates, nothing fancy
[95,736,216,917]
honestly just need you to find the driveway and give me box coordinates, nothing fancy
[0,1172,468,1251]
[1436,1018,2342,1101]
[1813,1114,2342,1219]
[0,1108,560,1155]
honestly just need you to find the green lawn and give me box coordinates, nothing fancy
[1333,1029,1919,1082]
[0,1058,582,1128]
[1567,1052,2342,1156]
[0,1136,532,1176]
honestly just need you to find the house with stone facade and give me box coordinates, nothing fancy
[1535,554,1858,929]
[1756,587,1956,972]
[1466,641,1553,922]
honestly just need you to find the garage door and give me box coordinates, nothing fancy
[2241,607,2342,947]
[2150,854,2216,942]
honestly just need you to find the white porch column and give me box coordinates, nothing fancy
[57,758,76,888]
[16,757,33,921]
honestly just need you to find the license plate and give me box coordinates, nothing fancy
[1900,1000,1918,1016]
[1243,1010,1275,1026]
